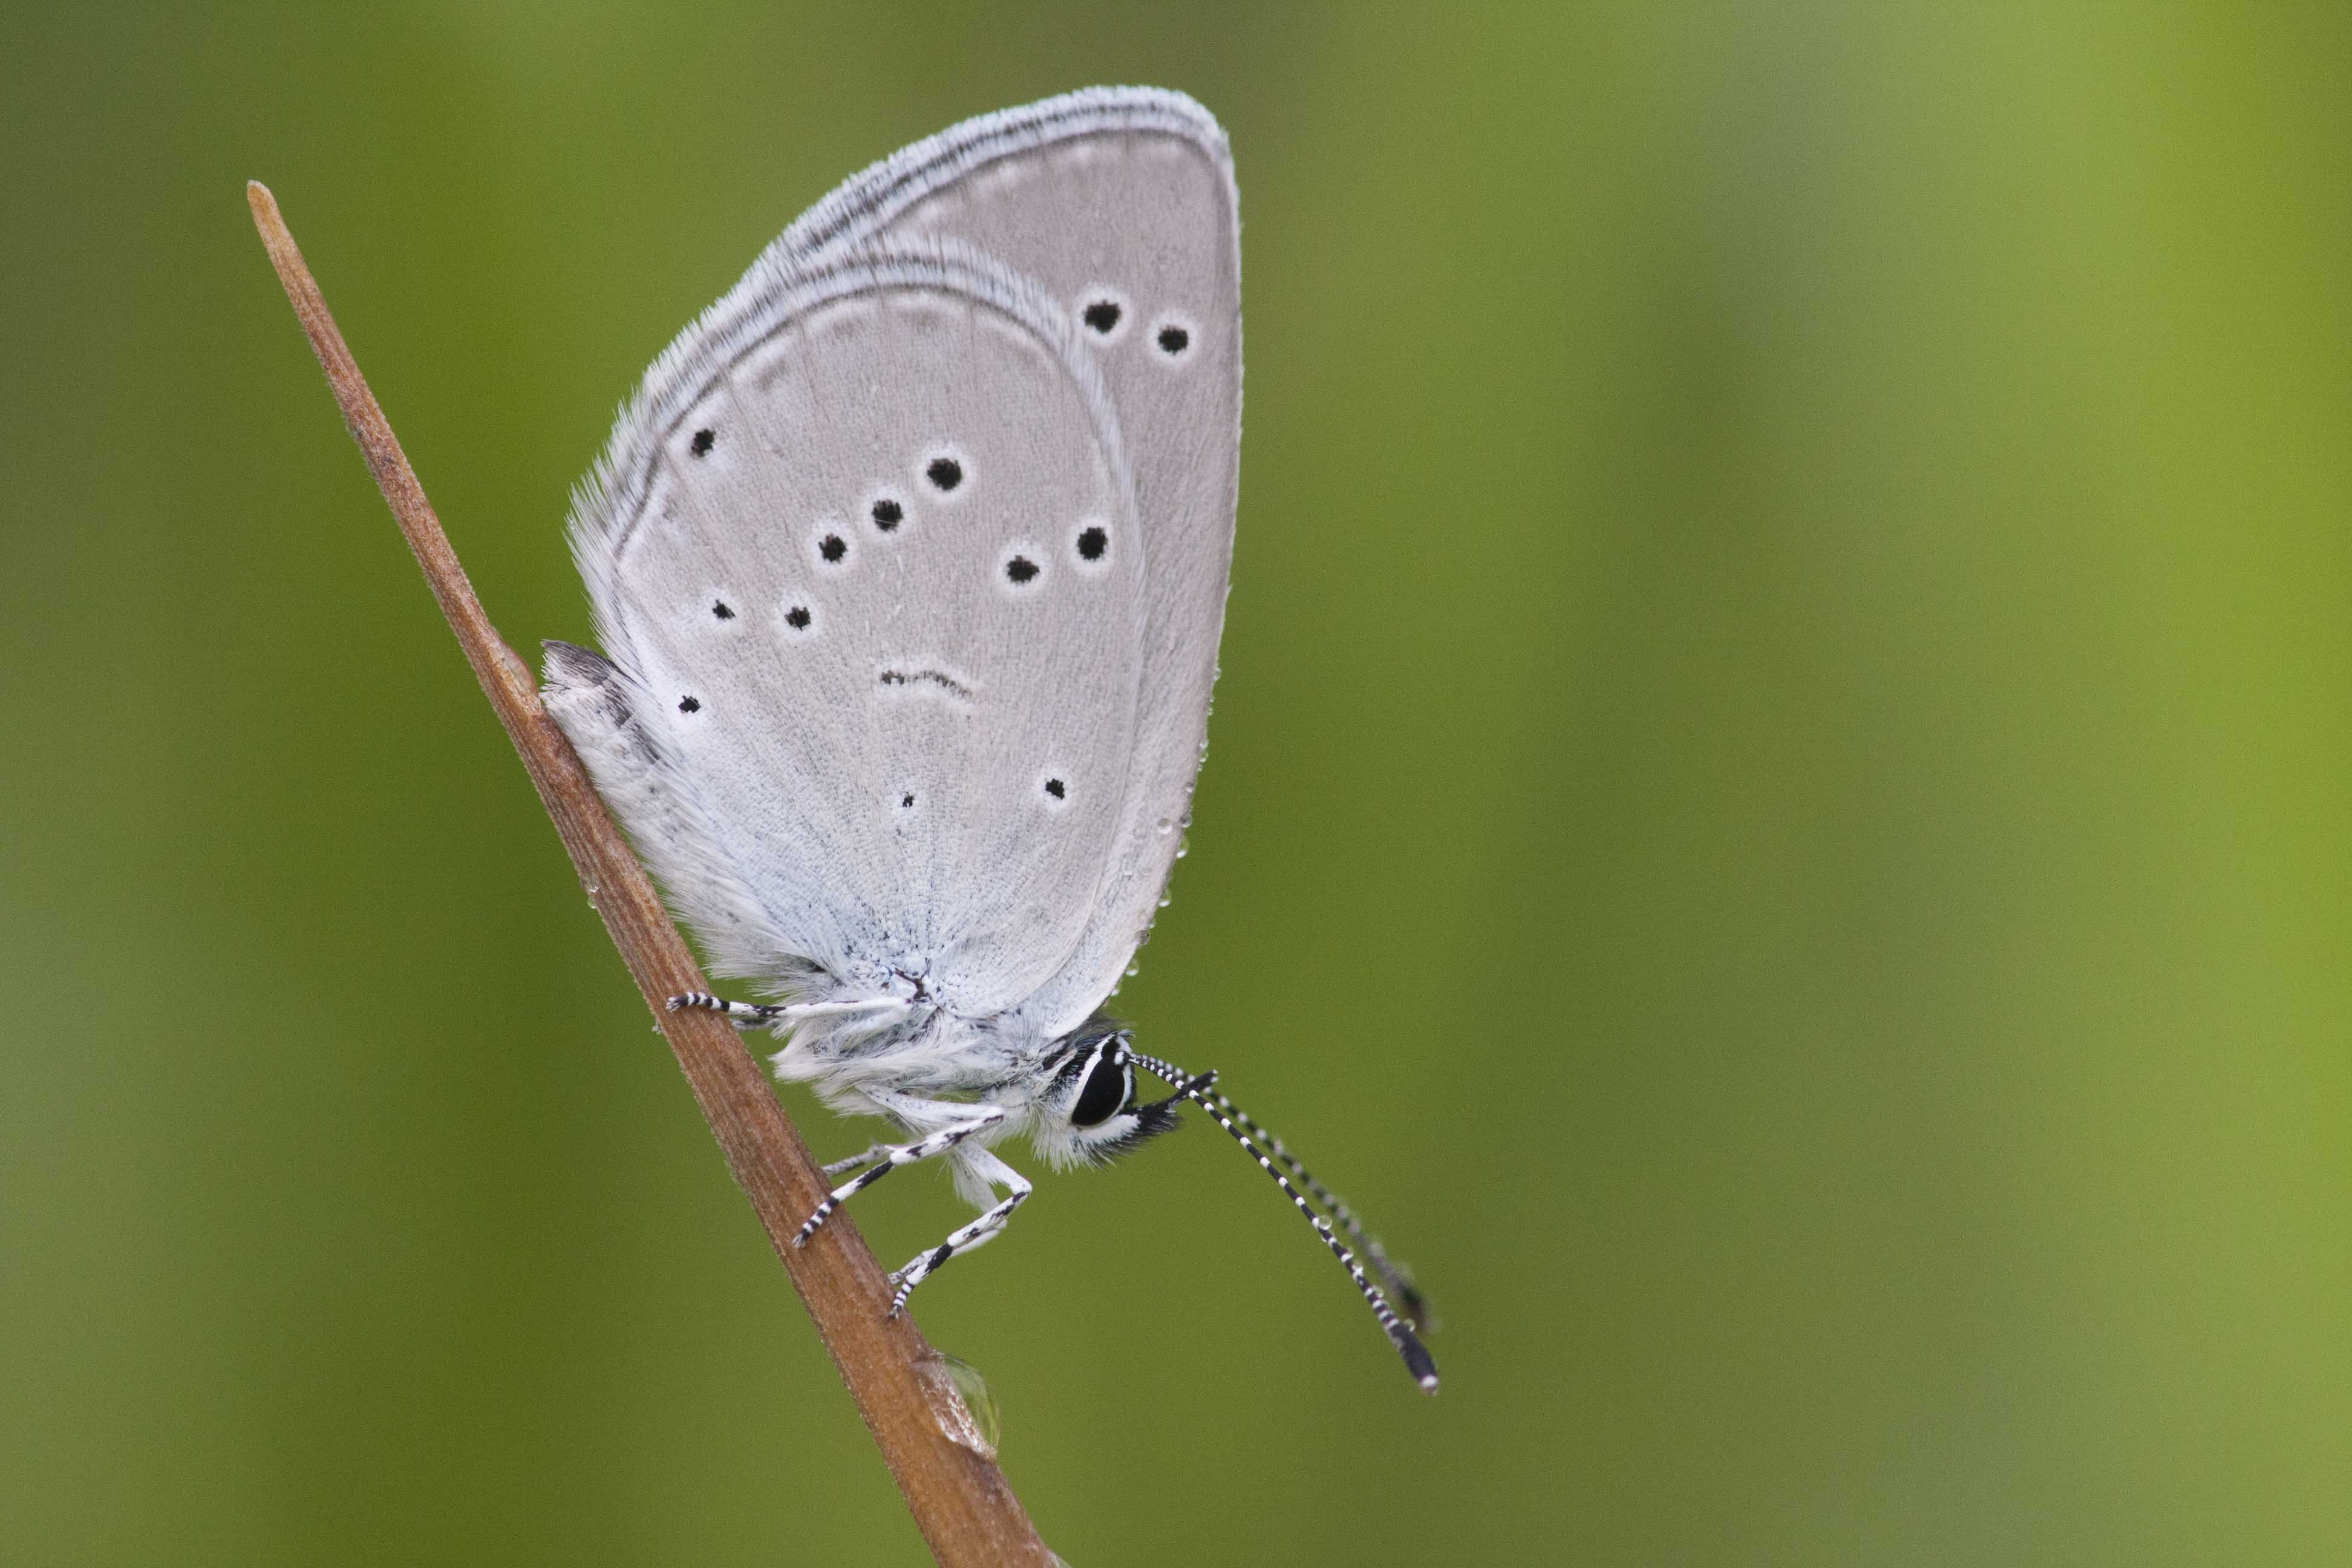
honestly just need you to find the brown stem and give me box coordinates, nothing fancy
[246,180,1053,1568]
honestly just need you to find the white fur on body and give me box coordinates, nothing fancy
[546,644,1163,1217]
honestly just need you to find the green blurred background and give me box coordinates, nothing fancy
[5,4,2347,1563]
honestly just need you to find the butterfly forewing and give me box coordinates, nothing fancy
[787,88,1243,1034]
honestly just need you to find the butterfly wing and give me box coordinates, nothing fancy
[550,250,1145,1017]
[785,87,1244,1037]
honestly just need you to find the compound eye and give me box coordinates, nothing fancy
[1070,1047,1132,1129]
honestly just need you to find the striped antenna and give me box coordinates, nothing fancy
[1131,1052,1438,1393]
[1195,1083,1432,1331]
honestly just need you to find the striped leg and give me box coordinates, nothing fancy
[821,1142,898,1179]
[791,1106,1008,1248]
[667,992,912,1030]
[667,992,788,1027]
[885,1149,1033,1317]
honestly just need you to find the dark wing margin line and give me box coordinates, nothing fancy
[781,86,1231,261]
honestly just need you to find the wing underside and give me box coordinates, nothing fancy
[550,89,1239,1036]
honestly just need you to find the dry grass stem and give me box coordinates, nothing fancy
[247,180,1053,1568]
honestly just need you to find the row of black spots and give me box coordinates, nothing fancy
[700,586,817,637]
[888,772,1063,814]
[995,520,1118,596]
[890,782,1065,812]
[860,446,965,538]
[747,519,1097,608]
[735,523,1106,637]
[883,776,1072,824]
[699,522,1099,642]
[1074,289,1197,363]
[679,558,826,702]
[704,594,801,629]
[684,427,975,514]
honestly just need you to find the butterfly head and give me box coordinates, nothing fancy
[1028,1018,1186,1169]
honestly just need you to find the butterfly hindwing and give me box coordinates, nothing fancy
[554,252,1143,1014]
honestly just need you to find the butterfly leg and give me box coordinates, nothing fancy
[886,1148,1033,1317]
[667,992,788,1027]
[820,1142,898,1179]
[668,991,916,1031]
[791,1104,1008,1247]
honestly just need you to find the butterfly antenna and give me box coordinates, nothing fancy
[1131,1052,1438,1393]
[1195,1083,1433,1331]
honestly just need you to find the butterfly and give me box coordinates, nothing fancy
[542,87,1434,1390]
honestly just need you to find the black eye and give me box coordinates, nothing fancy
[1070,1047,1131,1128]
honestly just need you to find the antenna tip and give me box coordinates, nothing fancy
[1401,1335,1440,1394]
